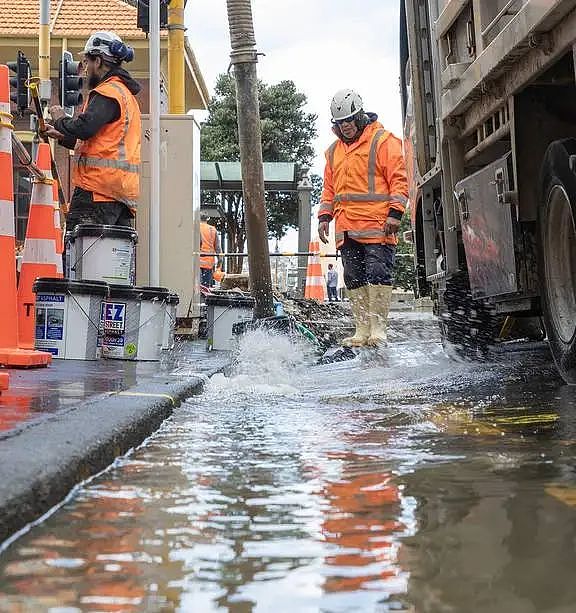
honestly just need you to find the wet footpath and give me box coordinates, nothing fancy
[1,312,576,612]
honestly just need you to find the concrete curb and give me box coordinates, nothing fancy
[0,374,207,544]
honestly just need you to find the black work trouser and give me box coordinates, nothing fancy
[66,187,134,232]
[340,236,396,289]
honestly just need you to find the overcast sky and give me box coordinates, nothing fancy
[185,0,403,175]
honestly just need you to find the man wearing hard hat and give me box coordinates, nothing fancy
[318,89,408,347]
[43,31,142,230]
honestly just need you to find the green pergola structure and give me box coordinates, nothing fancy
[200,161,313,295]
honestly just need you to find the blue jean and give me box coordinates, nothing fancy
[200,267,213,287]
[327,286,338,301]
[340,236,396,289]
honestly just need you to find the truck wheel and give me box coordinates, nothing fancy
[437,272,502,359]
[538,139,576,383]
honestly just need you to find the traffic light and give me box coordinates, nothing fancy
[7,51,31,113]
[137,0,171,34]
[59,50,83,117]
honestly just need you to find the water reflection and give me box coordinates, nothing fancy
[1,316,576,612]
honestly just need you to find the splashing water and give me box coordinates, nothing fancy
[205,329,313,398]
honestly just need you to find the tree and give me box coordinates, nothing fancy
[201,74,317,270]
[394,214,417,293]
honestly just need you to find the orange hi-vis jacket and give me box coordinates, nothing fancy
[73,76,141,211]
[200,222,218,270]
[319,121,408,248]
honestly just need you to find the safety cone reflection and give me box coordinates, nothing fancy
[0,372,8,392]
[17,142,62,349]
[0,65,50,367]
[304,239,327,301]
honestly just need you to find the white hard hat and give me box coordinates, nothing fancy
[330,89,363,121]
[83,31,124,62]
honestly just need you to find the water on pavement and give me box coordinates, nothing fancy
[1,312,576,612]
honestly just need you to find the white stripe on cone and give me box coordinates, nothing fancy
[0,199,15,236]
[20,237,60,266]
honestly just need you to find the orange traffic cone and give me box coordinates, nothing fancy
[304,239,327,301]
[17,142,63,349]
[0,372,8,392]
[0,65,50,367]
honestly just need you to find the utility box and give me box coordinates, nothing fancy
[137,115,201,327]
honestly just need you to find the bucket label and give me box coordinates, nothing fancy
[36,294,65,303]
[103,302,126,333]
[35,306,64,341]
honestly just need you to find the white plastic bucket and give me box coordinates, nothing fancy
[102,285,170,361]
[205,292,255,351]
[162,292,180,350]
[66,224,138,286]
[32,277,109,360]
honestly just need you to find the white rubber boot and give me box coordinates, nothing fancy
[366,285,393,346]
[342,286,370,347]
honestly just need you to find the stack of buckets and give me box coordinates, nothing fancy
[32,224,179,361]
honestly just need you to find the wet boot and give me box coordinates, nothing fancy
[342,286,370,347]
[366,285,393,347]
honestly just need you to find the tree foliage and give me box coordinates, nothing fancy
[201,74,318,270]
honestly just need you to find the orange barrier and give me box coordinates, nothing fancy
[0,65,50,367]
[17,142,62,349]
[0,372,8,392]
[304,239,327,301]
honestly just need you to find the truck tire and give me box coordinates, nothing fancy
[538,138,576,383]
[437,272,502,360]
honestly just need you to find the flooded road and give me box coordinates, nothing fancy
[2,312,576,612]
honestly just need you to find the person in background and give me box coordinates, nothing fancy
[318,89,408,347]
[42,31,141,230]
[326,263,339,302]
[200,215,223,287]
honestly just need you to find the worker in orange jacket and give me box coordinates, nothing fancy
[318,89,408,347]
[200,214,223,287]
[42,31,141,230]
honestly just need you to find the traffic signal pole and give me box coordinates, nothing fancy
[226,0,274,319]
[149,0,161,286]
[38,0,51,102]
[168,0,185,114]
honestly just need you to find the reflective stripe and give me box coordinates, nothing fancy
[107,82,130,161]
[368,129,386,193]
[327,141,337,170]
[306,276,325,286]
[334,193,396,202]
[318,201,334,215]
[0,199,15,236]
[390,194,408,206]
[21,238,59,265]
[335,229,389,243]
[31,183,55,206]
[348,229,387,240]
[74,155,140,173]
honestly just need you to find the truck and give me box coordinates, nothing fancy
[401,0,576,383]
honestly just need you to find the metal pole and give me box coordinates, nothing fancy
[168,0,186,113]
[149,0,161,286]
[226,0,274,319]
[297,173,313,298]
[39,0,51,102]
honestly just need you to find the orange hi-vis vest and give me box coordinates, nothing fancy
[319,121,408,248]
[200,222,218,270]
[72,76,141,211]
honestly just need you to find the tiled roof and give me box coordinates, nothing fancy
[0,0,148,39]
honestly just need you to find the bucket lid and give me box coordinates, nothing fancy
[33,277,110,297]
[69,224,138,243]
[108,284,171,301]
[205,292,255,308]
